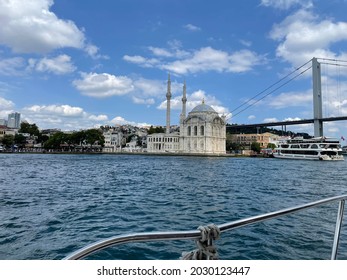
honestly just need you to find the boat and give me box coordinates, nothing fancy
[273,136,344,161]
[342,146,347,156]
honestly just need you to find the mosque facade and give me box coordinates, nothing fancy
[147,75,226,154]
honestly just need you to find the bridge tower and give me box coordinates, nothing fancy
[312,57,323,137]
[166,73,171,134]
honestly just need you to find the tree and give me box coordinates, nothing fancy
[85,129,105,147]
[19,122,40,136]
[148,126,165,134]
[38,134,49,144]
[267,143,276,149]
[1,135,14,148]
[71,131,86,145]
[14,134,27,148]
[43,132,68,150]
[251,142,261,153]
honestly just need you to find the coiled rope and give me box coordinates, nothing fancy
[181,224,220,260]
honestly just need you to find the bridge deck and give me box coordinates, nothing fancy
[227,116,347,129]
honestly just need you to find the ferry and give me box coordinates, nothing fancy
[273,136,344,161]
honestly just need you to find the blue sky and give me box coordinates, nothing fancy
[1,0,347,138]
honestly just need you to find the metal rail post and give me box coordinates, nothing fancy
[331,199,345,260]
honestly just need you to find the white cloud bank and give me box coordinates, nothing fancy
[0,57,26,76]
[29,55,76,75]
[0,0,101,57]
[260,0,313,10]
[124,45,265,75]
[0,97,15,118]
[270,9,347,66]
[21,103,147,130]
[73,73,134,98]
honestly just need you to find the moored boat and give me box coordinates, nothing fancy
[342,146,347,156]
[273,136,344,161]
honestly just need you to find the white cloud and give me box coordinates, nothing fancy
[148,47,173,57]
[248,115,256,120]
[0,97,15,118]
[132,96,155,105]
[25,104,84,117]
[73,72,134,98]
[30,54,76,74]
[133,78,166,97]
[0,0,105,58]
[240,40,252,47]
[263,117,278,122]
[147,42,190,59]
[72,73,185,109]
[0,57,25,76]
[110,116,151,127]
[124,46,264,74]
[176,47,263,74]
[283,117,302,121]
[321,75,347,117]
[88,114,108,121]
[268,90,312,108]
[21,104,111,130]
[129,77,185,107]
[0,0,85,54]
[184,24,201,32]
[123,55,160,67]
[270,9,347,65]
[260,0,313,10]
[85,44,109,60]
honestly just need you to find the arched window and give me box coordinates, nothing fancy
[187,126,191,136]
[200,126,204,136]
[194,126,197,136]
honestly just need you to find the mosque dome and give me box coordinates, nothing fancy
[190,102,217,114]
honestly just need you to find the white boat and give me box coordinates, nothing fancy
[273,136,344,161]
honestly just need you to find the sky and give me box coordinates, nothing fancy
[1,0,347,139]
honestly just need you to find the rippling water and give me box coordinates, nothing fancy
[1,153,347,260]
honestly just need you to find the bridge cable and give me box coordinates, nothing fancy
[232,66,312,118]
[230,59,313,116]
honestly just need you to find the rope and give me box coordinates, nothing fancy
[180,224,221,260]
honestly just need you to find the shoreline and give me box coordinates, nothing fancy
[0,151,266,158]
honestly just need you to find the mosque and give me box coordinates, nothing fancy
[147,75,226,154]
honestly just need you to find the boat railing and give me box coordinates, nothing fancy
[64,194,346,260]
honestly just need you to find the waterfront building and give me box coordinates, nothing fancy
[230,132,279,149]
[0,125,16,139]
[103,129,124,152]
[0,119,7,126]
[147,76,226,154]
[7,112,21,129]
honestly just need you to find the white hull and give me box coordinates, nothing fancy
[273,153,344,161]
[273,136,344,161]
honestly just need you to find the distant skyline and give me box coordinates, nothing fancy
[1,0,347,139]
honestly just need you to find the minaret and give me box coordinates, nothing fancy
[166,73,171,134]
[180,80,187,123]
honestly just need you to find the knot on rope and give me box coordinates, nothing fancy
[180,224,220,260]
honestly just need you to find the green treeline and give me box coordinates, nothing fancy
[43,129,105,150]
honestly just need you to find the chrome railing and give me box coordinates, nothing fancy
[64,194,347,260]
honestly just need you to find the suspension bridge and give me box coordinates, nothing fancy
[227,57,347,137]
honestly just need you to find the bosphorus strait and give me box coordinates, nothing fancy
[1,153,347,260]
